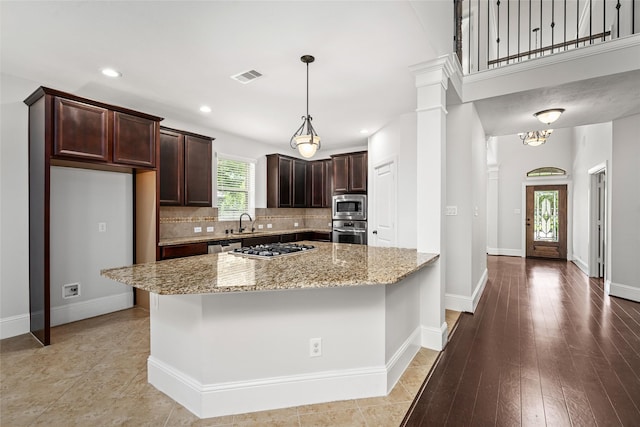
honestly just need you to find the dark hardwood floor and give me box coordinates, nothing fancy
[403,255,640,426]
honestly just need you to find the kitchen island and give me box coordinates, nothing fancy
[102,242,444,418]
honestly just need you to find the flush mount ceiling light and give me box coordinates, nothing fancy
[199,105,212,113]
[101,68,122,78]
[290,55,321,159]
[519,129,553,146]
[534,108,565,125]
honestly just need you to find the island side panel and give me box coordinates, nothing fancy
[149,286,389,418]
[385,271,422,391]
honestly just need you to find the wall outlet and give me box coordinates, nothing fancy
[328,222,331,227]
[514,208,521,214]
[309,338,322,357]
[98,222,107,233]
[267,224,272,229]
[294,222,299,227]
[206,226,214,232]
[194,226,202,233]
[258,224,264,229]
[62,283,80,299]
[445,206,458,216]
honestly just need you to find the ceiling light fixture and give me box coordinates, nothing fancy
[534,108,565,125]
[101,68,122,78]
[519,129,553,146]
[199,105,212,113]
[290,55,320,159]
[360,129,369,134]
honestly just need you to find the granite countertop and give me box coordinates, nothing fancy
[101,241,439,295]
[158,229,331,246]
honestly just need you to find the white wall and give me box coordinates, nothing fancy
[368,113,417,249]
[0,73,32,338]
[492,128,573,255]
[445,102,487,312]
[50,167,134,325]
[609,114,640,301]
[571,123,612,273]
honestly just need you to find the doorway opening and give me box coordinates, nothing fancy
[589,166,607,279]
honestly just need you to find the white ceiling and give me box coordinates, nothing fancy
[2,1,638,150]
[1,1,433,149]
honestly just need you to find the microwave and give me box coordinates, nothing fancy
[332,194,367,221]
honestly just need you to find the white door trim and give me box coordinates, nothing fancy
[371,156,398,247]
[588,162,608,280]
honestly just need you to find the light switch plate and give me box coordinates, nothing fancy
[258,224,264,229]
[98,222,107,232]
[206,226,214,232]
[445,206,458,216]
[194,226,202,233]
[267,224,272,229]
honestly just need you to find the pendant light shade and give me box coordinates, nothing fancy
[290,55,321,158]
[519,129,553,146]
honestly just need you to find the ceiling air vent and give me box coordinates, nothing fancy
[231,69,263,84]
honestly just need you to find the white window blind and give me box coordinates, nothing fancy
[216,156,255,221]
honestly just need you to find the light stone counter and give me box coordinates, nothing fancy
[101,241,439,295]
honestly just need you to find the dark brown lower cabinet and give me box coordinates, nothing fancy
[160,243,208,260]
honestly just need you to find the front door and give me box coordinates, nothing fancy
[526,185,567,259]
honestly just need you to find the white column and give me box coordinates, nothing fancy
[411,55,460,350]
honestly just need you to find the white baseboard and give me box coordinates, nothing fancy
[445,268,488,314]
[487,247,522,257]
[51,292,133,327]
[0,313,30,339]
[608,281,640,303]
[385,327,421,393]
[572,257,589,275]
[421,322,447,351]
[148,356,387,419]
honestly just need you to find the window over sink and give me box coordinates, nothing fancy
[216,154,255,221]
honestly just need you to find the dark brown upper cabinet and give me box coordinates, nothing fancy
[332,151,367,194]
[267,154,308,208]
[53,97,111,162]
[113,112,157,168]
[48,91,160,168]
[309,159,333,208]
[159,127,213,207]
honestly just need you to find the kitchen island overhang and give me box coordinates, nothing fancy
[102,242,444,418]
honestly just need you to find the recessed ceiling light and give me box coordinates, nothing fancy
[360,129,369,134]
[199,105,212,113]
[101,68,122,78]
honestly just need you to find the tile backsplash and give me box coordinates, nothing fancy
[159,207,331,240]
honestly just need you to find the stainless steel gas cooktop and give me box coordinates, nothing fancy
[230,243,315,259]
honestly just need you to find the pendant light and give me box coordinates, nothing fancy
[519,129,553,146]
[290,55,321,158]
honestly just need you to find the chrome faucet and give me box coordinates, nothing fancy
[239,213,253,233]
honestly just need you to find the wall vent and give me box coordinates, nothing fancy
[231,69,263,84]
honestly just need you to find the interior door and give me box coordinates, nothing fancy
[597,173,606,277]
[371,159,396,247]
[526,185,567,259]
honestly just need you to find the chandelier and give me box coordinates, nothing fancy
[519,129,553,146]
[290,55,321,159]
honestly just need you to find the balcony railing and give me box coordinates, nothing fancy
[455,0,639,74]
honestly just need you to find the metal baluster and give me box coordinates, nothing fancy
[469,0,472,73]
[590,0,593,44]
[540,0,543,54]
[529,0,532,58]
[603,0,606,41]
[616,0,621,38]
[507,0,510,63]
[551,0,555,53]
[487,0,490,67]
[497,0,501,65]
[478,0,481,71]
[576,0,579,48]
[518,0,521,61]
[564,0,567,50]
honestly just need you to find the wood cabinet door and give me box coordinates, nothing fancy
[161,243,208,260]
[332,155,349,193]
[278,156,293,207]
[184,136,212,206]
[309,160,325,208]
[349,152,367,192]
[113,112,157,167]
[292,159,307,207]
[324,159,333,207]
[159,130,184,205]
[53,97,110,161]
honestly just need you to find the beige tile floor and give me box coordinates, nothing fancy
[1,308,461,426]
